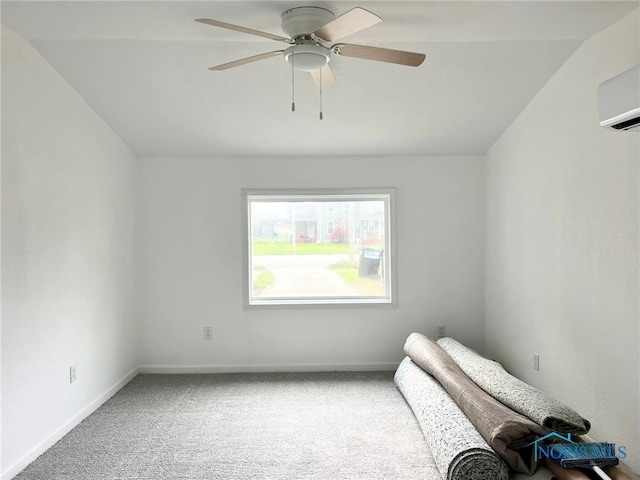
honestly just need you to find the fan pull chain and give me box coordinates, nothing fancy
[291,53,296,112]
[319,67,324,120]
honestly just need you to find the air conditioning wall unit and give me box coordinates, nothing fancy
[598,65,640,132]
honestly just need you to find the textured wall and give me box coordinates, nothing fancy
[1,27,138,476]
[136,155,485,371]
[485,10,639,472]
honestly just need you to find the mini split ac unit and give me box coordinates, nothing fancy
[598,65,640,132]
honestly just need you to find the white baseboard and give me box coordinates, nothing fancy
[138,362,400,374]
[2,367,139,480]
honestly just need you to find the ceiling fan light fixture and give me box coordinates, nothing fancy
[284,44,330,72]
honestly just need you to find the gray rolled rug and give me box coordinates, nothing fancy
[395,357,510,480]
[404,333,548,475]
[437,336,591,435]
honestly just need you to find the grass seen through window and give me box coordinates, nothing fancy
[252,241,353,256]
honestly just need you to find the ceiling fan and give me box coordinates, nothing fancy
[196,6,426,87]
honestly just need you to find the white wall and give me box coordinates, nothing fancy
[485,10,639,472]
[1,27,138,477]
[136,155,485,371]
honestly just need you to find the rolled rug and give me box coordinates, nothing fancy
[404,332,548,474]
[437,336,590,435]
[395,357,510,480]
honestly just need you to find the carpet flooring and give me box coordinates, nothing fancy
[15,372,441,480]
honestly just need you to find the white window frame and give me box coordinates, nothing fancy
[242,188,397,307]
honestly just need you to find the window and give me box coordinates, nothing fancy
[243,189,396,306]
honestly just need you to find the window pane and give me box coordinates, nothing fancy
[246,191,394,306]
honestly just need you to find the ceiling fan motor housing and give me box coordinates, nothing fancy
[281,6,334,38]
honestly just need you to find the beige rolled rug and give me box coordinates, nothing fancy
[404,332,548,475]
[437,336,590,435]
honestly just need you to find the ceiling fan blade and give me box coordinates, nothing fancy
[334,44,425,67]
[208,51,285,71]
[312,7,382,42]
[196,18,290,42]
[310,64,337,87]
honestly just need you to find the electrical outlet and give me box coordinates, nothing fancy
[437,325,446,339]
[203,327,213,340]
[533,353,540,371]
[69,365,77,383]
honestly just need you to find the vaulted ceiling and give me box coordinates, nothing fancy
[2,1,637,157]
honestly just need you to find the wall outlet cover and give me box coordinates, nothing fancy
[204,327,213,340]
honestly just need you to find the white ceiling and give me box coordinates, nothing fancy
[2,1,638,157]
